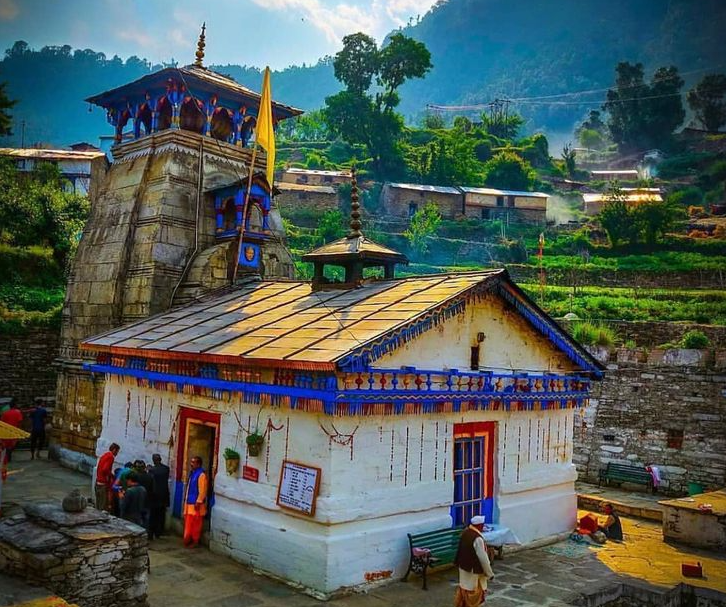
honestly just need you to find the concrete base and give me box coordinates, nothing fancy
[48,443,95,477]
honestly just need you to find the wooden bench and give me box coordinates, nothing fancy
[403,527,463,590]
[599,463,653,492]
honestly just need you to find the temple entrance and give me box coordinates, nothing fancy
[173,407,220,524]
[451,422,496,527]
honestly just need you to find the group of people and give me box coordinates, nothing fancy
[95,443,171,540]
[94,443,209,548]
[1,401,49,461]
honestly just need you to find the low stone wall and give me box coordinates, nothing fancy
[0,500,148,607]
[0,328,60,404]
[574,348,726,495]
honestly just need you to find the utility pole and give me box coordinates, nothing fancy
[20,120,25,148]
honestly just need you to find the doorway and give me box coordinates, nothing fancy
[451,422,496,527]
[173,407,220,520]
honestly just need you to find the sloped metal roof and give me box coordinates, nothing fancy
[301,235,408,264]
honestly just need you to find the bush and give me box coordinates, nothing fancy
[680,330,710,349]
[572,322,618,347]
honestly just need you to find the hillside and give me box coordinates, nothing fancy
[1,0,725,145]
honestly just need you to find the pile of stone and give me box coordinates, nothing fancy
[0,492,148,607]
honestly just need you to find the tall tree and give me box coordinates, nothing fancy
[561,143,576,177]
[324,33,431,179]
[687,74,726,132]
[603,62,684,152]
[0,81,16,136]
[482,151,535,191]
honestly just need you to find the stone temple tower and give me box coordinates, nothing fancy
[54,30,301,468]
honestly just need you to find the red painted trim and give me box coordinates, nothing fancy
[175,407,221,482]
[80,344,336,372]
[453,421,496,500]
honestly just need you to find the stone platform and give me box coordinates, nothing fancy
[0,499,148,607]
[660,489,726,551]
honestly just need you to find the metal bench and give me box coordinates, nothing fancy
[403,526,463,590]
[598,462,653,492]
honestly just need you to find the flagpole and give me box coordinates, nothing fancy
[232,141,259,284]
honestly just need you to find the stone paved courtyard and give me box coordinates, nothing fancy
[2,452,725,607]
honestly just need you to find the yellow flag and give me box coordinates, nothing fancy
[256,66,275,186]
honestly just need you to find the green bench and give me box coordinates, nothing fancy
[598,462,653,492]
[403,526,463,590]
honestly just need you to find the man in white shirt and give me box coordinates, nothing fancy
[454,515,495,606]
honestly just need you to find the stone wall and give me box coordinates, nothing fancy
[0,500,148,607]
[0,328,59,405]
[574,347,726,494]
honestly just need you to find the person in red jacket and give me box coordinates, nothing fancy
[95,443,120,512]
[0,403,24,463]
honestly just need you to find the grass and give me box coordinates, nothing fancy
[520,284,726,325]
[0,283,64,334]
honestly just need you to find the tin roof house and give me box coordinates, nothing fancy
[81,173,602,597]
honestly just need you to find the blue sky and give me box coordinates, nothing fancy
[0,0,436,69]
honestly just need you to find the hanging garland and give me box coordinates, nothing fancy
[443,422,448,482]
[418,422,424,483]
[125,390,132,438]
[389,428,395,482]
[404,425,409,487]
[434,421,439,481]
[319,422,359,461]
[284,416,290,460]
[265,417,285,478]
[136,395,156,440]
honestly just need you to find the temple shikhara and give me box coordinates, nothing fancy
[52,28,604,598]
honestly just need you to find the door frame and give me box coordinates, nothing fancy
[172,407,220,518]
[451,421,496,527]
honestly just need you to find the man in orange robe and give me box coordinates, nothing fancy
[183,456,208,548]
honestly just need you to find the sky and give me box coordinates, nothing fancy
[0,0,437,69]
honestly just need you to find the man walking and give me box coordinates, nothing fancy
[120,472,147,527]
[148,453,170,539]
[454,515,495,606]
[94,443,120,513]
[133,460,154,536]
[183,456,208,548]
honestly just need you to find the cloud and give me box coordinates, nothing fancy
[0,0,18,20]
[248,0,432,44]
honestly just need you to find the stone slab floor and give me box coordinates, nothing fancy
[2,452,725,607]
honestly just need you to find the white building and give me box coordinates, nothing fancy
[82,186,602,596]
[0,147,107,195]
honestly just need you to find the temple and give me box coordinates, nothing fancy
[53,28,302,467]
[79,169,604,597]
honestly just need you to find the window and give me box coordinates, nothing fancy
[507,195,516,208]
[451,422,495,527]
[667,429,684,450]
[496,196,505,207]
[408,202,418,217]
[470,345,480,370]
[323,176,333,183]
[481,208,490,220]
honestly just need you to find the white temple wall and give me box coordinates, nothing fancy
[379,295,576,374]
[97,376,578,595]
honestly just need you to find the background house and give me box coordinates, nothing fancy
[381,182,462,219]
[275,182,339,211]
[280,167,352,187]
[583,188,663,216]
[461,187,549,225]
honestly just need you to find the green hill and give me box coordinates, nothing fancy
[0,0,724,145]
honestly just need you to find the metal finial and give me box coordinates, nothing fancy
[194,23,206,68]
[347,166,362,239]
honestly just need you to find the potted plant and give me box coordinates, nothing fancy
[246,431,265,457]
[223,447,241,475]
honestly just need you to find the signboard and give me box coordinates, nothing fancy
[242,465,259,482]
[276,460,321,517]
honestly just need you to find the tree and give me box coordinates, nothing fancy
[0,82,16,136]
[603,62,685,152]
[482,151,535,190]
[324,32,431,179]
[687,74,726,132]
[634,200,684,245]
[316,210,346,245]
[404,201,441,258]
[481,111,524,141]
[598,183,637,248]
[561,143,576,177]
[405,132,482,186]
[575,110,608,150]
[422,112,445,129]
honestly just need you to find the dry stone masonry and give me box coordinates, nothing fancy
[0,500,148,607]
[574,347,726,494]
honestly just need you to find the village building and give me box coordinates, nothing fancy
[274,181,339,212]
[0,147,108,196]
[80,175,603,597]
[381,182,463,219]
[461,187,549,225]
[52,30,303,470]
[583,188,663,216]
[280,167,352,187]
